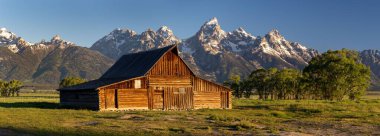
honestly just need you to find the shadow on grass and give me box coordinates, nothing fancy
[0,126,156,136]
[17,96,59,99]
[234,105,270,110]
[0,102,60,109]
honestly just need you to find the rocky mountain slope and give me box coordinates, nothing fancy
[1,18,379,86]
[91,26,180,60]
[0,28,114,84]
[91,17,318,82]
[360,50,380,89]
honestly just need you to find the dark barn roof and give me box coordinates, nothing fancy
[59,45,177,91]
[100,45,175,79]
[58,78,126,91]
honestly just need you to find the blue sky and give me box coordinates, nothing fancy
[1,0,379,51]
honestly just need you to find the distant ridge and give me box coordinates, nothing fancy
[1,18,379,88]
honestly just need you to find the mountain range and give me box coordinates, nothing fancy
[0,28,113,84]
[1,18,379,88]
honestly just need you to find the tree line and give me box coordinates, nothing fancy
[0,80,23,97]
[224,49,371,101]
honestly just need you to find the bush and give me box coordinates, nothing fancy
[0,80,23,97]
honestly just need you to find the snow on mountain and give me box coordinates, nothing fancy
[0,28,76,54]
[0,27,15,40]
[156,26,180,48]
[223,27,256,52]
[0,28,113,84]
[2,17,379,85]
[240,29,318,69]
[196,17,227,54]
[90,17,319,82]
[91,26,180,59]
[0,28,33,53]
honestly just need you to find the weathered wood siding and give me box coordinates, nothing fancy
[146,50,194,110]
[60,90,99,110]
[102,78,147,90]
[192,77,232,109]
[147,87,193,110]
[117,89,148,109]
[98,77,147,110]
[147,50,192,77]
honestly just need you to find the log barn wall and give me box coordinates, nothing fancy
[98,77,147,111]
[192,77,232,109]
[59,90,99,110]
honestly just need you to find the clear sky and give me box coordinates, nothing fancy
[1,0,379,51]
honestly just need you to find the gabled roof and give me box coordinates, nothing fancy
[101,45,176,79]
[59,45,182,91]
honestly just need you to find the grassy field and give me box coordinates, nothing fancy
[0,92,379,136]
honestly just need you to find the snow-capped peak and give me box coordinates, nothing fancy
[49,35,75,48]
[205,17,219,26]
[156,26,174,38]
[201,17,222,31]
[157,26,171,32]
[235,27,247,33]
[111,28,137,36]
[198,17,226,38]
[105,28,137,41]
[52,35,61,41]
[231,27,256,39]
[140,28,156,40]
[268,29,283,38]
[0,27,16,39]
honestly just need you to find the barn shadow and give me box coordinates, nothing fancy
[234,105,270,110]
[0,102,60,109]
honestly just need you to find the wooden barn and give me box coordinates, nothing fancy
[58,45,232,111]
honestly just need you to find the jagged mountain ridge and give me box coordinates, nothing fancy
[91,26,180,60]
[0,28,114,84]
[91,17,319,82]
[1,18,379,86]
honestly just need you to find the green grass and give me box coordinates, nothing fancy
[0,92,379,135]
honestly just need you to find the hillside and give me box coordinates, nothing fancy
[0,28,114,84]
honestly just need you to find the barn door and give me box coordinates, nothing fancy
[153,89,164,109]
[105,89,117,109]
[220,91,229,109]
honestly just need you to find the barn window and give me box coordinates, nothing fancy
[179,88,186,94]
[134,80,141,89]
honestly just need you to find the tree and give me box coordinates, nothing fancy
[59,77,86,88]
[0,80,7,96]
[248,68,278,100]
[240,79,254,98]
[303,49,371,100]
[224,75,245,98]
[0,80,23,97]
[272,69,302,100]
[7,80,23,96]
